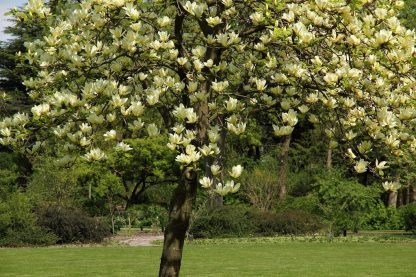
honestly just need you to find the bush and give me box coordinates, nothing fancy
[38,206,111,243]
[313,172,379,234]
[281,195,321,215]
[0,227,58,247]
[251,209,323,236]
[189,206,323,238]
[401,204,416,233]
[0,191,57,247]
[190,206,255,238]
[361,203,404,230]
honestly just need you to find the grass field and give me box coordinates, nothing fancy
[1,241,416,276]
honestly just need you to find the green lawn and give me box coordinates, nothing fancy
[1,242,416,276]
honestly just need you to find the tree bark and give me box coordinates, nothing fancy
[387,191,398,208]
[326,147,332,170]
[158,167,198,277]
[410,185,416,204]
[278,135,291,202]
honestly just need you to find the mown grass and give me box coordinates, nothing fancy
[1,241,416,276]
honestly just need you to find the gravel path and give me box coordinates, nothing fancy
[117,233,164,246]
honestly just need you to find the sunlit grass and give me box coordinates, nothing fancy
[1,241,416,276]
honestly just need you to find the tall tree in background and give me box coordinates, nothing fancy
[401,0,416,29]
[1,1,416,276]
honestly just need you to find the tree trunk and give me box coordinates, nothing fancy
[410,185,416,204]
[405,186,410,205]
[326,147,332,170]
[387,191,398,208]
[278,135,291,202]
[159,167,198,277]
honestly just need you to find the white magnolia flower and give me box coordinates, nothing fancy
[173,104,188,121]
[229,165,243,179]
[215,180,240,196]
[79,137,91,147]
[225,97,238,112]
[186,110,198,124]
[199,145,214,156]
[273,125,294,137]
[211,80,229,92]
[206,16,222,27]
[172,124,185,134]
[0,127,11,137]
[211,164,221,176]
[382,181,401,192]
[208,126,220,143]
[177,57,188,66]
[31,103,50,117]
[123,3,140,20]
[115,142,133,152]
[128,101,144,116]
[255,79,267,91]
[12,113,29,126]
[346,148,356,159]
[358,141,372,154]
[354,159,368,173]
[282,10,295,22]
[128,119,144,131]
[169,133,183,145]
[222,0,233,7]
[199,177,213,189]
[0,137,12,145]
[103,130,117,140]
[157,16,171,27]
[80,123,92,134]
[111,95,128,107]
[107,113,117,122]
[323,72,339,85]
[345,130,357,141]
[374,30,392,46]
[282,109,298,126]
[225,180,240,193]
[375,159,389,171]
[298,105,309,114]
[250,12,264,25]
[84,148,106,161]
[175,153,192,165]
[147,124,160,137]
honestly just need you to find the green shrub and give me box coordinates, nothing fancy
[361,203,404,230]
[401,204,416,233]
[190,206,323,238]
[0,227,58,247]
[0,191,57,247]
[313,172,379,234]
[190,206,255,238]
[281,195,321,215]
[37,206,111,243]
[251,209,323,236]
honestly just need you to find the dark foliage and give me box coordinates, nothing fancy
[401,204,416,233]
[190,206,323,238]
[0,227,58,247]
[190,206,255,238]
[251,209,323,236]
[37,206,111,243]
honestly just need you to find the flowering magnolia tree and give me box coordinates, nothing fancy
[1,0,416,276]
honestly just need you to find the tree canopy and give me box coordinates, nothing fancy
[0,0,415,276]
